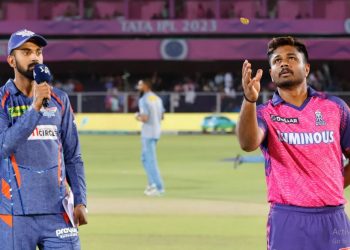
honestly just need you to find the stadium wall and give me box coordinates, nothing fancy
[75,113,239,133]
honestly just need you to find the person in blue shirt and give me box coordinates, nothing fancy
[0,29,87,249]
[135,79,165,196]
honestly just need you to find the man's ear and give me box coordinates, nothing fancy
[7,55,16,69]
[305,63,310,78]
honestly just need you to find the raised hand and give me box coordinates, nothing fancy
[241,60,263,103]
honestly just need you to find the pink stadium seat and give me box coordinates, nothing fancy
[325,0,348,19]
[4,2,33,20]
[141,1,164,19]
[51,2,73,19]
[185,0,216,19]
[277,0,298,19]
[95,1,124,19]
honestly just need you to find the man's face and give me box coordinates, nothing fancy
[269,45,310,89]
[137,80,145,93]
[8,41,43,80]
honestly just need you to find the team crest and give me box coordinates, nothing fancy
[315,110,326,126]
[15,29,34,37]
[40,106,57,118]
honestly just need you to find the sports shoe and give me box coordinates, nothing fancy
[144,185,164,197]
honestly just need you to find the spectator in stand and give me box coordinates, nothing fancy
[196,3,206,19]
[226,3,235,18]
[84,0,100,19]
[206,7,215,19]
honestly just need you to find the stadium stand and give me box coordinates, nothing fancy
[0,0,349,113]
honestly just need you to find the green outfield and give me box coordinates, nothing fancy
[79,134,350,249]
[78,134,269,249]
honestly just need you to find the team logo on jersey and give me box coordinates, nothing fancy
[40,106,57,118]
[315,110,326,126]
[28,125,58,140]
[270,115,299,124]
[56,227,78,239]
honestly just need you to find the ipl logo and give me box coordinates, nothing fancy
[315,110,326,126]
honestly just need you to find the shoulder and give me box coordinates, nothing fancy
[318,93,348,110]
[257,101,272,113]
[0,80,14,108]
[51,88,70,103]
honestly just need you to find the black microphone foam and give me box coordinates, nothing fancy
[33,64,52,108]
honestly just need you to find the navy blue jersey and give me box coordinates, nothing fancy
[0,79,86,215]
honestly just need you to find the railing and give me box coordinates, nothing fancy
[68,91,350,113]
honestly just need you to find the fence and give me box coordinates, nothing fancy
[68,91,350,113]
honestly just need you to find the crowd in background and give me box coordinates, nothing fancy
[0,0,317,21]
[43,64,349,112]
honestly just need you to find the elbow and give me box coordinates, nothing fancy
[240,144,259,152]
[238,138,260,152]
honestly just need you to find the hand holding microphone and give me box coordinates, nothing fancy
[32,64,52,111]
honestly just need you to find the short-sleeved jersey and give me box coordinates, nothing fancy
[138,92,164,139]
[0,79,86,215]
[257,87,350,207]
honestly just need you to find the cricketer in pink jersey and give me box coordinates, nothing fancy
[237,36,350,250]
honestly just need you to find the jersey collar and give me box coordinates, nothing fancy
[5,79,22,95]
[271,86,321,106]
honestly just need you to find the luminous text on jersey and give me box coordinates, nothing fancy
[277,130,335,145]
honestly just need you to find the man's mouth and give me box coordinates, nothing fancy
[279,69,293,77]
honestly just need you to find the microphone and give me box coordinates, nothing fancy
[33,64,52,108]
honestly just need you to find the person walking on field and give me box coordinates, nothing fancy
[237,36,350,250]
[135,79,165,197]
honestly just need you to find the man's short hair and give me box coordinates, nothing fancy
[141,78,153,88]
[267,36,309,64]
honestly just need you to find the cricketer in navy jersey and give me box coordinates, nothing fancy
[0,29,87,250]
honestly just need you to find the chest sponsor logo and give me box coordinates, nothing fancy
[28,125,58,140]
[270,115,299,124]
[277,130,334,145]
[315,110,326,126]
[40,106,57,118]
[56,227,78,239]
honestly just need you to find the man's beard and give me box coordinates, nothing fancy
[16,59,37,81]
[275,78,303,90]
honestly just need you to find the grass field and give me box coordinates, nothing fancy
[78,134,269,250]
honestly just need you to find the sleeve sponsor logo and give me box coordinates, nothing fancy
[270,114,299,124]
[8,105,30,118]
[277,130,334,145]
[28,125,58,140]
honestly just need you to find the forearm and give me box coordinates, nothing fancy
[66,161,87,206]
[237,100,262,152]
[344,162,350,188]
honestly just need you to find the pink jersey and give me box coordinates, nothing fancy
[257,87,350,207]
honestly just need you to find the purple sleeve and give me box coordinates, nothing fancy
[60,92,87,207]
[257,105,268,135]
[339,100,350,157]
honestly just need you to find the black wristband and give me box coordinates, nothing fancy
[243,93,257,103]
